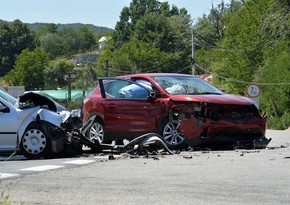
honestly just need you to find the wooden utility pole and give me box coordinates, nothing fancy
[105,59,109,77]
[191,28,196,76]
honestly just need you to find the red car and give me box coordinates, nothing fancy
[82,73,269,150]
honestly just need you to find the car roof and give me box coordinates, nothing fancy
[118,73,197,78]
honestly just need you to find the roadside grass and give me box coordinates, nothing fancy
[0,182,24,205]
[0,185,11,205]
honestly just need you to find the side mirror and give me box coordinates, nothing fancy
[0,103,9,113]
[148,91,159,100]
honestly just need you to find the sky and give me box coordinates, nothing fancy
[0,0,229,29]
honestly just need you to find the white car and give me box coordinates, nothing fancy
[0,88,74,159]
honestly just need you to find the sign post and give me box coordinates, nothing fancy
[246,84,260,108]
[246,84,260,98]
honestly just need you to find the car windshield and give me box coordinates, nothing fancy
[0,88,17,105]
[153,76,223,95]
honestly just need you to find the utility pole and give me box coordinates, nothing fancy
[192,28,197,76]
[66,72,75,103]
[105,59,109,77]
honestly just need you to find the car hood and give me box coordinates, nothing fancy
[170,94,255,105]
[18,92,67,113]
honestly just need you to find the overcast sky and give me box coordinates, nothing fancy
[0,0,229,28]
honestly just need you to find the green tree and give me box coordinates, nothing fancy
[44,58,75,89]
[78,25,97,51]
[133,13,173,52]
[192,0,290,128]
[74,62,98,91]
[109,0,192,74]
[193,1,242,75]
[258,41,290,129]
[112,0,188,49]
[40,27,97,57]
[0,20,38,76]
[257,0,290,129]
[99,39,178,76]
[4,48,51,90]
[210,0,273,94]
[34,23,58,37]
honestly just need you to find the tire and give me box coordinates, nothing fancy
[20,122,51,159]
[87,119,105,144]
[159,118,187,150]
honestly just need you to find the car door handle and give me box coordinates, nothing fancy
[101,103,117,108]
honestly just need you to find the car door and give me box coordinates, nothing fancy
[0,100,18,150]
[98,78,162,133]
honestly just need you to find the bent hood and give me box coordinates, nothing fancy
[18,92,67,113]
[170,94,255,105]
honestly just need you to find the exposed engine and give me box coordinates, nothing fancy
[169,102,269,149]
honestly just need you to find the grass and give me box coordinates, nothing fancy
[0,186,11,205]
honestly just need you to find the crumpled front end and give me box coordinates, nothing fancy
[169,102,269,149]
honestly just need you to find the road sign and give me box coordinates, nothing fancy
[246,84,260,98]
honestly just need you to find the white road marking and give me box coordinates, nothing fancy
[20,165,64,172]
[1,159,95,180]
[63,159,95,165]
[0,173,20,179]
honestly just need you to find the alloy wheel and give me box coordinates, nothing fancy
[163,121,185,146]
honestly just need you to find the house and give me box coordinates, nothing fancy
[98,36,111,50]
[197,74,213,84]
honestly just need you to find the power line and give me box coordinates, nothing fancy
[195,63,290,86]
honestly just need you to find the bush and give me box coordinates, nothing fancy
[65,101,83,111]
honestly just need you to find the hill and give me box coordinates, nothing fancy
[29,22,113,34]
[0,20,113,34]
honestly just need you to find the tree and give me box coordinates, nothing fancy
[257,0,290,129]
[78,25,97,51]
[112,0,188,49]
[133,13,173,52]
[44,58,75,89]
[34,23,58,37]
[108,0,192,74]
[40,27,97,57]
[192,0,290,128]
[4,48,51,90]
[208,0,273,94]
[99,39,179,76]
[258,41,290,129]
[0,20,38,76]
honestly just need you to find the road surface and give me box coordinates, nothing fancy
[1,129,290,205]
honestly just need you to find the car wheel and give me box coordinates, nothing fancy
[159,119,187,150]
[87,119,105,144]
[20,122,51,159]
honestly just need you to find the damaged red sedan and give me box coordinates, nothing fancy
[82,73,269,150]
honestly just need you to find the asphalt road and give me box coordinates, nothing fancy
[1,129,290,205]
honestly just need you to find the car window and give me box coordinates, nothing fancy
[103,79,149,99]
[0,89,17,105]
[0,101,5,108]
[104,80,130,97]
[153,76,223,95]
[135,79,153,91]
